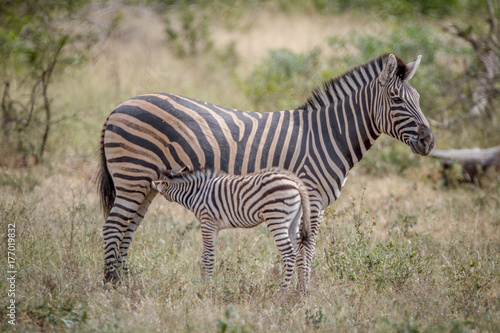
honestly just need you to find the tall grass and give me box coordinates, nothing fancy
[1,165,498,331]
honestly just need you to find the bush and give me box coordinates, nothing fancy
[0,1,93,166]
[240,48,322,111]
[164,5,213,58]
[333,0,478,19]
[323,195,433,290]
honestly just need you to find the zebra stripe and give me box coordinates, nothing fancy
[151,167,312,292]
[98,53,435,286]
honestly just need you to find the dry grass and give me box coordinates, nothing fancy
[1,3,499,332]
[2,160,498,331]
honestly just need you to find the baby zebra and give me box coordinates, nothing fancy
[151,167,311,293]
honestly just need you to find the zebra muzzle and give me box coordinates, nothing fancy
[411,125,435,156]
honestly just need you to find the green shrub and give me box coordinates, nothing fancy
[164,5,213,57]
[323,195,433,290]
[240,48,322,111]
[333,0,477,18]
[0,1,94,166]
[0,169,39,193]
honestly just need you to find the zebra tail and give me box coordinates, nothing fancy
[299,182,312,247]
[96,118,115,218]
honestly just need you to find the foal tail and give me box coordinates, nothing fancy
[298,181,312,247]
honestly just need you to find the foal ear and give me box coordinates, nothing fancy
[169,165,191,176]
[379,54,398,85]
[404,55,422,81]
[151,180,165,192]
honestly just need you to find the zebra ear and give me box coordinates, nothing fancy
[379,54,398,85]
[404,55,422,81]
[151,180,165,192]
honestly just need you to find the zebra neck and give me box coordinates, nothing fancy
[299,85,381,206]
[166,177,204,212]
[321,82,380,171]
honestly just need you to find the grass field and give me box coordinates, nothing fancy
[1,3,499,332]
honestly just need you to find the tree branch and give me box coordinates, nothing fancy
[38,35,69,162]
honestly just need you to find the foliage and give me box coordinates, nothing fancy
[359,137,421,176]
[330,0,484,19]
[323,195,433,290]
[216,304,252,333]
[156,0,483,19]
[0,0,93,166]
[0,168,39,192]
[305,307,326,329]
[240,48,322,111]
[339,22,447,118]
[434,0,500,141]
[240,21,445,113]
[164,4,213,57]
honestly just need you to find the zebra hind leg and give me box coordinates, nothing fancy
[103,192,146,284]
[118,190,157,278]
[296,242,311,295]
[288,208,310,295]
[266,215,297,291]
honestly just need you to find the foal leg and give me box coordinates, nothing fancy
[288,207,311,294]
[200,219,217,281]
[265,213,296,290]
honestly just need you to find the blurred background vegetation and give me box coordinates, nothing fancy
[1,0,498,173]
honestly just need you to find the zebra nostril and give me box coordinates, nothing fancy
[416,127,435,155]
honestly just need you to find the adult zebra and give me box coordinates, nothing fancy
[98,53,435,284]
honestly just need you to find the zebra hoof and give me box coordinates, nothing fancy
[103,266,125,285]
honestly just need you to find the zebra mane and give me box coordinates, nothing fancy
[299,53,409,110]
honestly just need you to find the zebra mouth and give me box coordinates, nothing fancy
[410,126,435,156]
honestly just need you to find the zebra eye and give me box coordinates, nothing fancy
[391,96,404,104]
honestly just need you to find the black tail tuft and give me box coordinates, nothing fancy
[301,227,311,247]
[96,146,115,218]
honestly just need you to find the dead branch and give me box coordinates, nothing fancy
[430,145,500,184]
[430,146,500,167]
[38,35,68,162]
[437,3,500,125]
